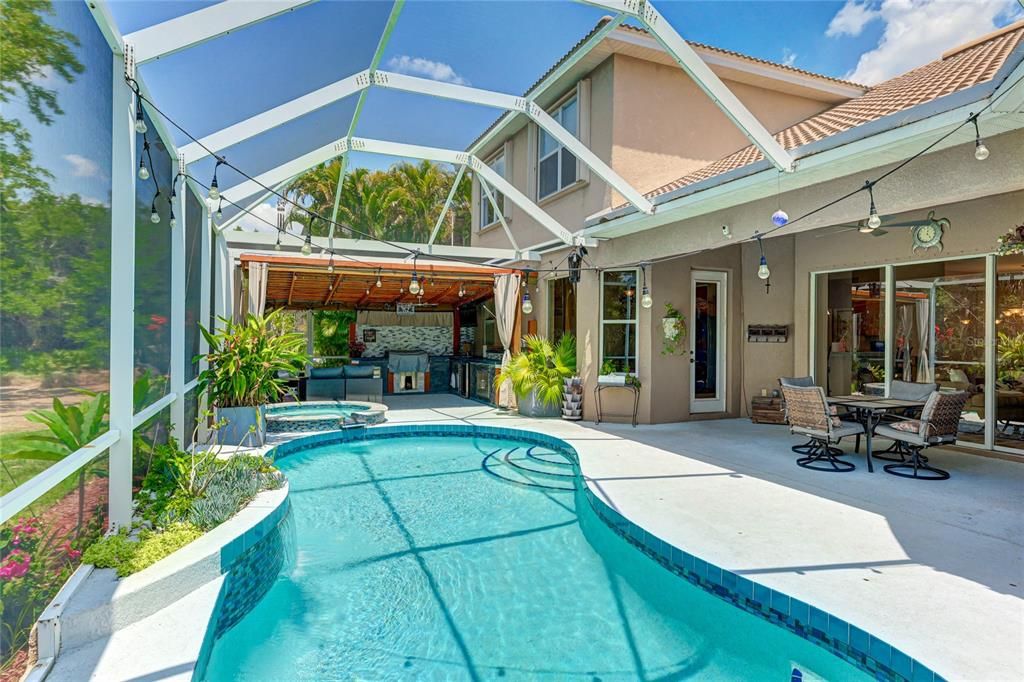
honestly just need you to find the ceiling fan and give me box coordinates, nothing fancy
[825,210,951,238]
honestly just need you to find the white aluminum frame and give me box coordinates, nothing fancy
[428,164,467,245]
[479,176,520,251]
[124,0,318,65]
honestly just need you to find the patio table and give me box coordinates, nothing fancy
[826,395,927,473]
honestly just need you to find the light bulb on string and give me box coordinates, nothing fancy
[865,182,882,230]
[134,107,147,134]
[327,259,334,274]
[208,160,222,201]
[137,142,150,180]
[376,275,382,288]
[216,198,223,223]
[274,231,282,251]
[409,274,421,295]
[150,201,160,225]
[301,234,312,256]
[756,236,770,280]
[458,284,465,298]
[639,262,653,309]
[522,292,533,315]
[168,202,176,229]
[971,113,989,161]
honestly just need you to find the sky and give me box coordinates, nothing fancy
[32,0,1022,230]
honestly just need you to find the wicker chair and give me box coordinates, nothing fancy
[779,377,817,455]
[780,385,863,472]
[875,380,938,460]
[874,391,967,480]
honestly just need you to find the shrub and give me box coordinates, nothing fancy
[189,455,282,531]
[81,523,202,577]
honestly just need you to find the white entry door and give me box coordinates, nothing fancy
[690,271,728,413]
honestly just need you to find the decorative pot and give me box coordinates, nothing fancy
[662,317,682,340]
[215,405,266,447]
[517,387,562,418]
[562,376,583,421]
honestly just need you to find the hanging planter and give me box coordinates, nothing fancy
[997,223,1024,255]
[661,303,688,356]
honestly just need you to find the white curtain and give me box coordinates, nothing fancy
[493,273,522,408]
[898,305,913,380]
[916,298,933,382]
[247,262,269,318]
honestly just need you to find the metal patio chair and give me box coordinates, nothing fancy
[779,376,817,455]
[780,385,862,472]
[874,391,967,480]
[874,380,938,461]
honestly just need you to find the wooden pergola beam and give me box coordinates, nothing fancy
[323,274,343,304]
[286,273,297,306]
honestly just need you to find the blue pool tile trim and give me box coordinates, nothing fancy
[266,424,940,682]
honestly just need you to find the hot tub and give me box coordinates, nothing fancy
[265,400,388,432]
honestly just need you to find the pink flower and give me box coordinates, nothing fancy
[62,541,82,561]
[150,314,168,325]
[1,550,31,580]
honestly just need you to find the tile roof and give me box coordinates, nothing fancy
[643,21,1024,201]
[615,23,866,89]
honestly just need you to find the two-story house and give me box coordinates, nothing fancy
[467,17,1024,458]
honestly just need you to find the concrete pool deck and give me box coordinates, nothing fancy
[379,394,1023,681]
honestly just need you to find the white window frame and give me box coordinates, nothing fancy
[537,93,579,200]
[478,149,506,230]
[599,269,639,375]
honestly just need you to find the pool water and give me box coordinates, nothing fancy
[202,433,868,681]
[266,403,370,419]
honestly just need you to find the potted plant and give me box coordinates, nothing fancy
[502,334,576,418]
[598,359,627,385]
[349,340,366,359]
[662,302,687,355]
[197,310,309,447]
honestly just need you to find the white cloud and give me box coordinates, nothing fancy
[234,201,304,235]
[826,0,881,37]
[833,0,1023,85]
[385,55,468,85]
[63,153,102,178]
[781,48,798,67]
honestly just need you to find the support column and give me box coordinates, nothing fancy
[985,254,997,449]
[170,158,186,444]
[884,264,894,397]
[108,55,137,530]
[197,197,212,444]
[214,231,232,323]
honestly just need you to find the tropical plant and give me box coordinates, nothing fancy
[3,391,109,535]
[196,310,309,408]
[81,523,203,577]
[503,334,577,407]
[998,331,1024,380]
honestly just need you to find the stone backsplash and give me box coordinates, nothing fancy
[358,325,452,357]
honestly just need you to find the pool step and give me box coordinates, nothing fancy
[481,447,576,492]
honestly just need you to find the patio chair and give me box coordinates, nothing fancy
[780,385,863,472]
[874,391,967,480]
[779,377,817,454]
[875,380,938,460]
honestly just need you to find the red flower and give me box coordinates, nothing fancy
[150,314,168,325]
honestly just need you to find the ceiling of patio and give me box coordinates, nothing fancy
[241,253,512,311]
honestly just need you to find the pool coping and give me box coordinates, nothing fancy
[39,484,291,682]
[269,423,941,682]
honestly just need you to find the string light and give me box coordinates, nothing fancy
[208,159,222,201]
[522,292,533,315]
[458,284,465,298]
[168,202,176,229]
[137,141,150,180]
[865,181,882,230]
[134,106,147,134]
[150,199,160,225]
[301,233,312,256]
[639,262,653,309]
[756,236,770,280]
[216,198,223,222]
[375,269,382,288]
[971,113,989,161]
[409,256,421,295]
[274,231,281,251]
[327,257,334,273]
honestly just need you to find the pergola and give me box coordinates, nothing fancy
[241,254,513,312]
[4,0,806,534]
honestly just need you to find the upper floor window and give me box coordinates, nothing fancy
[538,95,578,199]
[479,151,505,228]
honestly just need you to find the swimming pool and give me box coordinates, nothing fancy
[201,428,872,680]
[264,401,387,432]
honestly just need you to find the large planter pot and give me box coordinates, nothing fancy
[516,388,562,418]
[215,405,266,447]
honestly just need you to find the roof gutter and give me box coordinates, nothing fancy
[585,45,1024,234]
